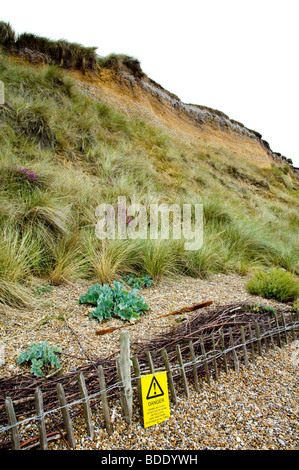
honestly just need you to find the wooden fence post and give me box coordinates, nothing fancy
[117,331,132,425]
[161,348,177,405]
[211,333,219,381]
[281,313,288,344]
[56,383,76,449]
[261,320,269,354]
[132,355,142,413]
[219,328,228,374]
[97,365,113,435]
[229,327,239,373]
[267,317,275,348]
[5,397,20,450]
[147,351,155,374]
[248,324,255,361]
[189,341,200,391]
[200,337,211,386]
[273,312,282,348]
[240,325,249,368]
[77,372,94,439]
[254,321,262,356]
[291,311,297,341]
[34,387,48,450]
[176,344,189,398]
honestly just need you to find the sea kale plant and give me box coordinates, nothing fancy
[79,280,150,323]
[17,342,62,377]
[122,273,154,289]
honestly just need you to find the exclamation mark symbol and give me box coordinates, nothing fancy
[154,382,156,394]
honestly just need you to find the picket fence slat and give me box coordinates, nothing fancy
[200,336,211,385]
[34,387,48,450]
[97,365,113,435]
[176,344,189,398]
[5,397,20,450]
[161,347,177,405]
[211,333,219,381]
[189,341,200,392]
[56,383,76,449]
[77,372,94,439]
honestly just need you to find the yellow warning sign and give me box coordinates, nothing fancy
[141,371,170,428]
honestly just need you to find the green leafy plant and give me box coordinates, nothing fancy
[17,342,62,377]
[79,281,150,323]
[249,303,277,314]
[122,273,154,289]
[34,283,54,295]
[246,268,299,302]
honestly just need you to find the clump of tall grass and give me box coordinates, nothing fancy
[14,101,56,149]
[0,21,15,47]
[140,239,180,281]
[47,233,86,285]
[0,228,41,307]
[86,238,143,285]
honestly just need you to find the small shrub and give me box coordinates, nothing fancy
[17,342,62,377]
[79,281,150,323]
[246,268,299,302]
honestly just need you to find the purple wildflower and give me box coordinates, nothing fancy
[15,167,40,182]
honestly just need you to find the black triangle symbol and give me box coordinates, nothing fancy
[146,376,164,400]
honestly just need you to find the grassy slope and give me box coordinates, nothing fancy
[0,49,298,308]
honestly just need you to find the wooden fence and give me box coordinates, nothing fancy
[1,309,298,450]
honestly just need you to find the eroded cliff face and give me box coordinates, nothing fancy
[72,65,275,169]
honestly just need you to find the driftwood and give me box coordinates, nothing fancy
[96,300,213,336]
[155,300,213,318]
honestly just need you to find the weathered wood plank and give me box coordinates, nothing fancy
[161,348,177,405]
[118,331,133,425]
[254,321,262,356]
[97,365,113,435]
[200,337,211,386]
[34,387,48,450]
[176,344,189,398]
[220,328,228,373]
[189,341,200,391]
[211,333,219,381]
[5,397,20,450]
[77,372,94,439]
[56,383,76,448]
[240,325,249,368]
[229,327,239,373]
[147,351,155,374]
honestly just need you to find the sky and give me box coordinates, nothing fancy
[1,0,299,167]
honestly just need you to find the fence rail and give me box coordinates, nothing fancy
[0,308,298,450]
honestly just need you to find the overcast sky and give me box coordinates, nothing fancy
[1,0,298,166]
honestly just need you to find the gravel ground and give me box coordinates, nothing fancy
[0,274,298,450]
